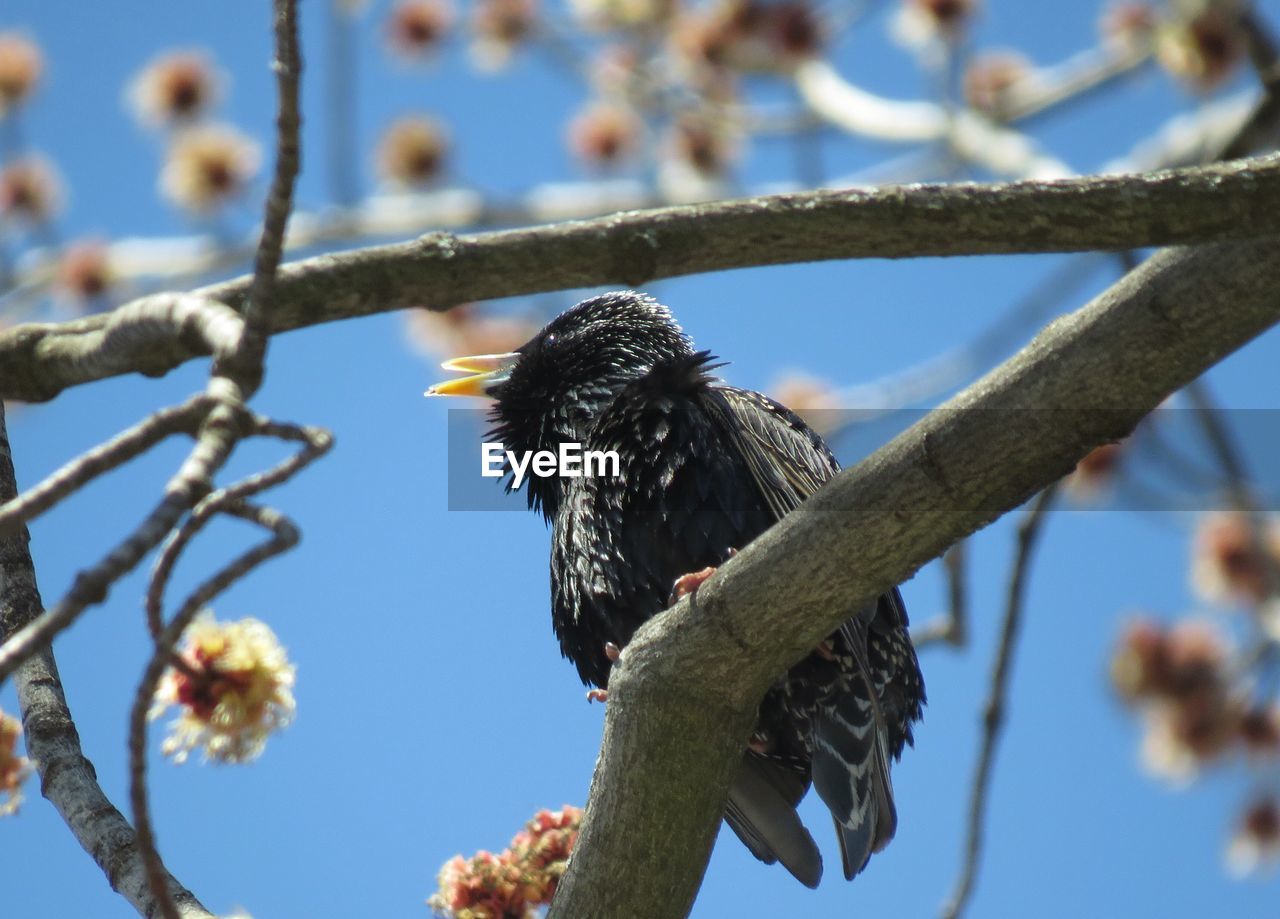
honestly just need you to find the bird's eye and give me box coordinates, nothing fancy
[543,333,557,348]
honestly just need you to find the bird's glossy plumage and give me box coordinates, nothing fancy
[473,291,925,887]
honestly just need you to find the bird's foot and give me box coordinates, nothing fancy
[669,566,717,606]
[585,642,623,703]
[815,639,837,661]
[748,730,771,754]
[668,549,738,607]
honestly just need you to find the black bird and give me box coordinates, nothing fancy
[427,291,924,887]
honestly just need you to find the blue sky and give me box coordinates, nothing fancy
[3,1,1280,917]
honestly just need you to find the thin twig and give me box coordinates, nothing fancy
[0,394,210,535]
[232,0,303,391]
[941,484,1059,919]
[145,418,332,637]
[0,404,214,918]
[1184,380,1280,602]
[0,397,249,685]
[915,540,969,649]
[130,500,299,919]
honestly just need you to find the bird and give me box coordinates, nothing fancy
[426,290,925,888]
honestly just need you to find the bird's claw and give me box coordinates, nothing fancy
[669,566,717,606]
[586,642,623,704]
[668,550,739,606]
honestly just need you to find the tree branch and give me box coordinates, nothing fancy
[546,237,1280,918]
[0,404,214,919]
[5,154,1280,402]
[941,484,1059,919]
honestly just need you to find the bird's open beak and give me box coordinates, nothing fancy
[424,352,520,398]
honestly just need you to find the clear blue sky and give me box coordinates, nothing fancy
[4,2,1280,917]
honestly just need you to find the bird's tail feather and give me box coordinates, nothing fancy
[812,673,898,879]
[724,754,823,888]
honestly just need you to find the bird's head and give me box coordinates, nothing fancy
[426,290,694,514]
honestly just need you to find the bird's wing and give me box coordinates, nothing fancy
[701,385,839,519]
[703,384,901,880]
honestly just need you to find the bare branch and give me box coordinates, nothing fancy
[794,60,1072,178]
[0,0,308,687]
[0,395,209,535]
[915,540,969,650]
[146,418,332,637]
[0,292,244,402]
[5,154,1280,403]
[0,405,213,919]
[232,0,303,390]
[0,392,249,685]
[546,238,1280,919]
[941,484,1059,919]
[131,500,299,919]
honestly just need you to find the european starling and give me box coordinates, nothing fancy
[427,291,925,888]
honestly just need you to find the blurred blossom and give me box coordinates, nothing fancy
[0,32,42,115]
[506,806,583,903]
[470,0,538,70]
[150,613,296,764]
[0,155,63,226]
[377,115,450,187]
[589,43,643,95]
[404,304,538,359]
[1190,511,1280,607]
[892,0,980,48]
[672,7,744,72]
[1063,441,1124,501]
[569,0,676,30]
[1111,617,1229,703]
[1162,619,1230,700]
[1099,2,1160,53]
[669,112,740,177]
[387,0,455,60]
[963,51,1032,117]
[159,124,261,214]
[429,806,582,918]
[1227,797,1280,877]
[764,1,825,64]
[1111,616,1173,702]
[673,0,823,74]
[567,102,643,168]
[1156,7,1245,92]
[55,239,114,306]
[127,50,223,128]
[1140,693,1240,783]
[1238,705,1280,758]
[771,373,839,431]
[0,707,31,816]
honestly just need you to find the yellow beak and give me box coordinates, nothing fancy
[424,352,520,398]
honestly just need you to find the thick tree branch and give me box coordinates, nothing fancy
[4,154,1280,402]
[546,237,1280,919]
